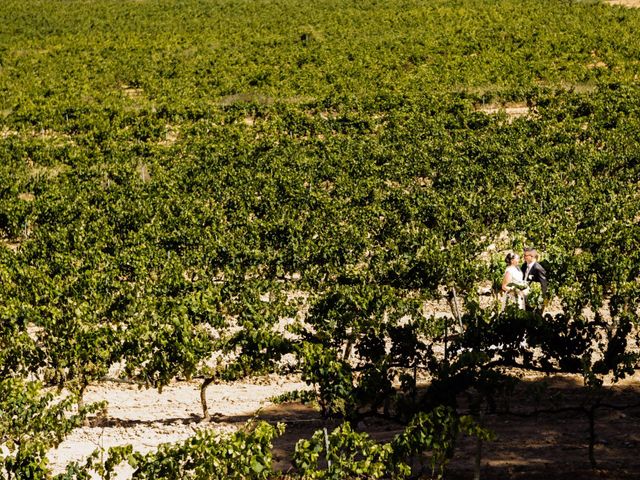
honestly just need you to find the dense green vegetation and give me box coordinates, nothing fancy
[2,0,640,110]
[1,0,639,477]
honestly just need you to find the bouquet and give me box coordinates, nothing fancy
[525,282,544,309]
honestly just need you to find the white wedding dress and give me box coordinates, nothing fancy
[503,265,526,310]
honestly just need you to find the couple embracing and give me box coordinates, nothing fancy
[501,248,548,311]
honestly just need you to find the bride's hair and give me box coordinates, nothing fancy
[505,252,517,264]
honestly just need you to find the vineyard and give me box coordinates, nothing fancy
[1,0,640,478]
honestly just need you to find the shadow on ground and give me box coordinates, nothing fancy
[238,372,640,479]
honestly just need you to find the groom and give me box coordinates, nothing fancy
[522,248,548,310]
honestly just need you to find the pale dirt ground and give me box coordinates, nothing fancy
[46,297,639,478]
[48,375,309,477]
[606,0,640,7]
[48,369,640,479]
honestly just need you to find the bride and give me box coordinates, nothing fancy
[501,252,527,310]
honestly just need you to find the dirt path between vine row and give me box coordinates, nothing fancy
[48,368,640,479]
[606,0,640,7]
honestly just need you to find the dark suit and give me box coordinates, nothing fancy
[522,262,548,296]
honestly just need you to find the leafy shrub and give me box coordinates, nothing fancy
[0,378,102,479]
[59,421,283,480]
